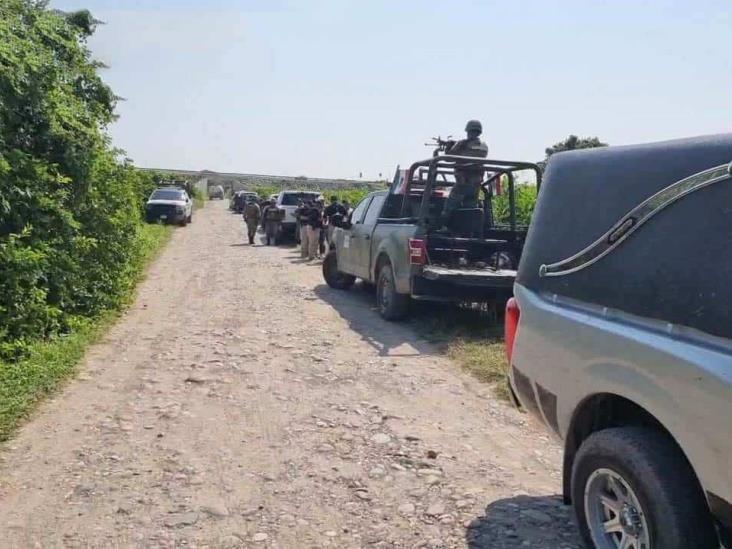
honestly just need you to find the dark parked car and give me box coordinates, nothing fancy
[507,134,732,549]
[209,185,225,200]
[229,191,259,213]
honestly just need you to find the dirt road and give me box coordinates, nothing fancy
[0,201,582,548]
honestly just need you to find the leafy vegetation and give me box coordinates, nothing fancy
[545,134,608,159]
[0,224,171,441]
[0,2,177,437]
[0,5,170,362]
[493,184,537,226]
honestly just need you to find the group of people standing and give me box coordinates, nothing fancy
[241,194,351,255]
[241,197,286,245]
[295,196,350,261]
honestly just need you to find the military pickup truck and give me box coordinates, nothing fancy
[322,155,541,320]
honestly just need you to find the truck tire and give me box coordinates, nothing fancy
[571,427,717,549]
[323,251,355,290]
[376,263,409,320]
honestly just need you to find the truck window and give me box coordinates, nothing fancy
[362,194,386,226]
[281,192,319,206]
[380,193,404,218]
[350,197,372,224]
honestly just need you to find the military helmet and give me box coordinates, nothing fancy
[465,119,482,133]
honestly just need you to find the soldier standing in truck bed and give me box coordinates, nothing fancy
[440,119,489,228]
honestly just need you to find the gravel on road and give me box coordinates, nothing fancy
[0,201,583,548]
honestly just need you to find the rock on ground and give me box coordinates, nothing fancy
[0,201,581,548]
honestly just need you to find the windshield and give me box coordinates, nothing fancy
[151,189,186,201]
[281,192,319,206]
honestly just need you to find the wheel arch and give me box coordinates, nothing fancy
[372,251,393,283]
[562,392,700,505]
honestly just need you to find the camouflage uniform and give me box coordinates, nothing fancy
[243,201,261,244]
[263,204,284,246]
[441,120,489,226]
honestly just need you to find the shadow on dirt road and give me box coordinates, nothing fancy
[313,282,441,358]
[466,494,584,548]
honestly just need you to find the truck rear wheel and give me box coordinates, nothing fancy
[323,251,355,290]
[376,264,409,320]
[571,427,717,549]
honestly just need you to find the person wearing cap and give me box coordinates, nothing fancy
[441,119,489,228]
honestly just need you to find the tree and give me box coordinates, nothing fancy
[545,135,608,159]
[0,0,160,359]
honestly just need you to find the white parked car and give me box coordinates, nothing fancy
[275,190,323,238]
[145,187,193,226]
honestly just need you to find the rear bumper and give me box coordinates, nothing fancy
[146,211,186,223]
[411,272,515,302]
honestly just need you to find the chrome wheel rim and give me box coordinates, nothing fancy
[585,468,650,549]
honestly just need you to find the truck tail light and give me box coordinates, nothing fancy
[505,297,520,363]
[408,238,428,265]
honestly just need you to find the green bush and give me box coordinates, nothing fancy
[0,223,170,440]
[493,184,537,226]
[0,1,164,359]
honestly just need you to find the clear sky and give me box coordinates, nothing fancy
[52,0,731,179]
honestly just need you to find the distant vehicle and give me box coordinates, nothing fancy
[275,190,323,238]
[145,187,193,226]
[322,155,539,320]
[209,185,224,200]
[229,191,259,213]
[507,134,732,549]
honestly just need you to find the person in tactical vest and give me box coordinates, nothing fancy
[263,201,283,246]
[440,119,489,228]
[323,195,346,246]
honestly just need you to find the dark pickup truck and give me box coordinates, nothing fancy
[323,155,541,319]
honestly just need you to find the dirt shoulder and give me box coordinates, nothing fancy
[0,201,581,548]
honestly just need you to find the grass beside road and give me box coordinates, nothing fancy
[0,224,173,442]
[413,304,510,400]
[192,188,208,211]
